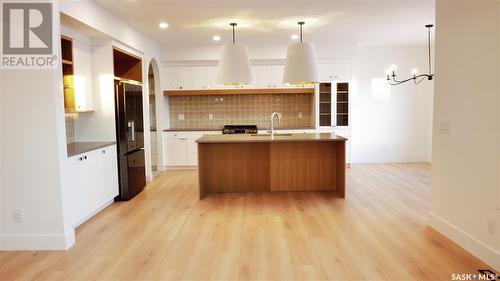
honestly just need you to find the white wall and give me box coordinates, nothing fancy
[0,63,3,248]
[351,46,434,163]
[429,0,500,271]
[0,2,73,250]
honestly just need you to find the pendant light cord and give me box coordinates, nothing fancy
[427,25,432,76]
[230,23,237,44]
[298,21,305,43]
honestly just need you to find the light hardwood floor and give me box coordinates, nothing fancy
[0,163,492,280]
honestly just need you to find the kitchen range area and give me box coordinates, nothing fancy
[2,0,500,279]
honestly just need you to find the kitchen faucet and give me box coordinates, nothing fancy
[269,112,281,135]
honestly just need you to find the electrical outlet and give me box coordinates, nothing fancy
[440,121,451,135]
[298,112,303,119]
[178,114,184,121]
[208,113,214,120]
[13,208,24,223]
[487,218,496,235]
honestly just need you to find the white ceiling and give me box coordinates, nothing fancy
[92,0,435,49]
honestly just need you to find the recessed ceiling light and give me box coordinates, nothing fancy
[291,34,299,40]
[213,35,221,41]
[159,22,169,29]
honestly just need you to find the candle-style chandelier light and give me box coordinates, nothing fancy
[386,24,435,86]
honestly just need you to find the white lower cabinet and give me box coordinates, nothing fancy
[101,145,119,201]
[164,131,219,167]
[66,144,119,227]
[164,137,188,166]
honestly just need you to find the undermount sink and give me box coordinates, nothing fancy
[251,133,293,137]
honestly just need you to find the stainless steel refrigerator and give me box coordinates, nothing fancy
[114,80,146,200]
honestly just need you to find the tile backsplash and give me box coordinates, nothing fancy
[65,114,76,144]
[169,94,314,129]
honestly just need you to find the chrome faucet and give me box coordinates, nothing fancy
[269,112,281,135]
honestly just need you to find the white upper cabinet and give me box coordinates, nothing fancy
[272,65,286,88]
[319,63,334,81]
[257,65,273,88]
[164,66,219,90]
[164,67,179,90]
[319,63,352,81]
[177,67,193,90]
[72,39,94,111]
[333,63,352,80]
[205,66,218,89]
[191,67,207,89]
[163,61,350,90]
[256,65,287,88]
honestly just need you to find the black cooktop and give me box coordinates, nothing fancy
[222,125,258,134]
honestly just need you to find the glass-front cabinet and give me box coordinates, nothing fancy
[317,82,350,127]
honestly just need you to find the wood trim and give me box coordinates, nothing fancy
[114,77,143,86]
[112,46,142,61]
[164,87,315,96]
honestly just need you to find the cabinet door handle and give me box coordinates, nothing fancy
[78,157,83,161]
[178,137,187,140]
[102,150,106,154]
[83,156,88,160]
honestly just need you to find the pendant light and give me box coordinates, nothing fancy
[283,22,319,84]
[217,23,253,85]
[386,24,435,85]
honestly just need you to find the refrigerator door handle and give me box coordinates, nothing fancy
[128,120,135,141]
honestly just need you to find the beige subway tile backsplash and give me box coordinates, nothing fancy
[65,114,76,144]
[169,93,314,129]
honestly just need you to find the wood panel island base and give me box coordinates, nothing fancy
[196,133,347,199]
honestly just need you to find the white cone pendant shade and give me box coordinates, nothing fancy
[217,23,253,85]
[217,43,253,85]
[283,42,319,84]
[283,22,319,84]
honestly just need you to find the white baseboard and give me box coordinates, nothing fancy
[428,212,500,271]
[165,166,197,171]
[146,173,154,182]
[0,229,75,250]
[73,199,114,229]
[351,155,431,164]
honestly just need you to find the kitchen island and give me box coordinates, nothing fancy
[196,133,347,199]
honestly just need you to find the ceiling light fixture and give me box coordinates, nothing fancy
[283,21,319,84]
[212,35,221,41]
[386,24,435,85]
[216,23,253,85]
[291,34,299,40]
[159,22,169,29]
